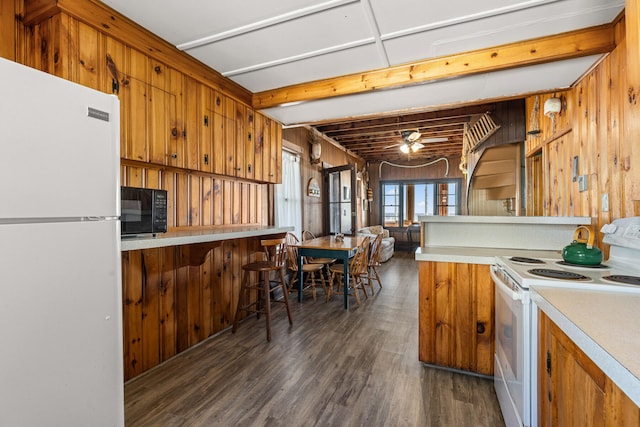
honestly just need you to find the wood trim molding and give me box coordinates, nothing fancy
[0,0,17,59]
[21,0,252,105]
[525,127,572,157]
[253,24,617,109]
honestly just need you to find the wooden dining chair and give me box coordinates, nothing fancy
[364,233,383,294]
[232,237,292,341]
[328,236,370,305]
[284,232,328,302]
[301,229,336,278]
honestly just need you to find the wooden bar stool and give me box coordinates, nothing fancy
[232,237,292,341]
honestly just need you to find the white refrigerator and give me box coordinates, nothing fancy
[0,58,124,426]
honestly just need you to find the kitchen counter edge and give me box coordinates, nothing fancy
[121,226,294,251]
[414,246,561,265]
[417,215,591,224]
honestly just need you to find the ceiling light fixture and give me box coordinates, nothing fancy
[400,141,424,153]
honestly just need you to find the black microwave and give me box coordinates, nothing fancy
[120,186,168,236]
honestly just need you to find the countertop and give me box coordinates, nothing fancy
[418,215,590,224]
[531,286,640,407]
[414,246,561,264]
[121,225,294,251]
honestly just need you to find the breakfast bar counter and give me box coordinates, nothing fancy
[121,225,293,251]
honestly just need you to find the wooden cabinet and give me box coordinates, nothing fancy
[538,311,640,426]
[20,7,281,183]
[197,84,213,173]
[418,261,494,375]
[253,111,282,183]
[148,60,180,168]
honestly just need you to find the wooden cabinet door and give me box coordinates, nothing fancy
[198,84,213,173]
[262,114,273,182]
[271,116,282,184]
[243,107,255,180]
[148,60,177,167]
[253,112,264,182]
[212,91,225,175]
[418,261,494,375]
[183,76,199,171]
[224,96,237,176]
[539,311,640,427]
[122,49,148,162]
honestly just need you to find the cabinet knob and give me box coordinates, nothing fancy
[170,153,177,159]
[171,128,178,137]
[476,322,486,334]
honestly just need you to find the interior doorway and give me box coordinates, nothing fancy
[323,164,356,235]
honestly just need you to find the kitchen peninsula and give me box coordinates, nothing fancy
[414,215,590,375]
[120,225,292,380]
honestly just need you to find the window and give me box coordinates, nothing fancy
[274,150,302,238]
[381,179,461,228]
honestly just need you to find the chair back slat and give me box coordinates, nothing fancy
[284,232,300,272]
[261,237,287,268]
[350,236,370,276]
[369,233,383,265]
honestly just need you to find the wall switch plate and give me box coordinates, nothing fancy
[602,193,609,212]
[578,175,588,192]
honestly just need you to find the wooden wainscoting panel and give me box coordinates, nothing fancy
[201,176,213,227]
[160,246,177,362]
[122,250,143,379]
[121,237,275,380]
[213,178,224,226]
[140,249,161,372]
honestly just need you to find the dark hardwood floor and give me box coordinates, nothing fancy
[125,251,505,426]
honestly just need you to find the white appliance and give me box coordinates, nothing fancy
[491,217,640,427]
[0,58,124,426]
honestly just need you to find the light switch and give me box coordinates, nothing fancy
[578,175,588,192]
[601,193,609,212]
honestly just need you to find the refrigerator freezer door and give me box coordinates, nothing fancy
[0,220,124,426]
[0,58,120,219]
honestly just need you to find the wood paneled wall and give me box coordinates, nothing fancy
[121,163,267,229]
[282,127,365,236]
[524,15,640,253]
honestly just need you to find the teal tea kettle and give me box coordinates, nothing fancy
[561,225,603,266]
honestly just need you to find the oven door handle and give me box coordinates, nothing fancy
[490,266,522,302]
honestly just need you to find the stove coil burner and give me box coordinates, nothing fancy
[556,261,609,269]
[527,268,590,281]
[509,257,545,264]
[602,275,640,286]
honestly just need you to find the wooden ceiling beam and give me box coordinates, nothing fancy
[253,24,615,109]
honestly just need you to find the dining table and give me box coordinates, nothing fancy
[294,235,367,309]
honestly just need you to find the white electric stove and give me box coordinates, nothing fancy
[491,216,640,427]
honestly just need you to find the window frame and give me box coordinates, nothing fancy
[380,178,462,229]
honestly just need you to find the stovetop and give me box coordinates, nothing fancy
[495,256,640,292]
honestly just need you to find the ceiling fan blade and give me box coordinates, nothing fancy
[412,142,424,150]
[384,142,403,149]
[421,137,448,143]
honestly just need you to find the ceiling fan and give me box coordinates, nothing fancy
[385,130,448,153]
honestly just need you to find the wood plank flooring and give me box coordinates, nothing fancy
[125,251,505,426]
